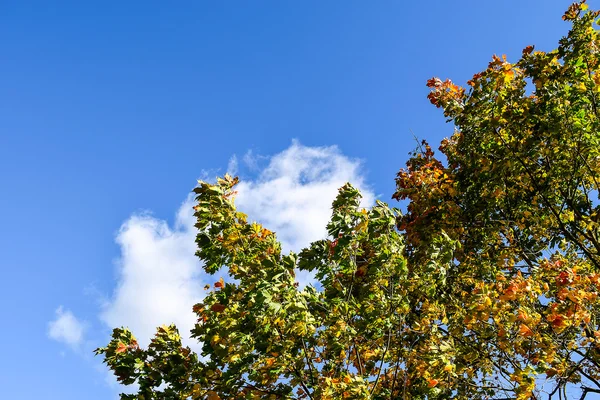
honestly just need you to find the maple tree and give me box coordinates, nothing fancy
[97,2,600,399]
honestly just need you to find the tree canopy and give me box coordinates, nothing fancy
[97,2,600,398]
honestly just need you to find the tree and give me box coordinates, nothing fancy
[97,2,600,398]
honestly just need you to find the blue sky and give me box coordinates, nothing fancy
[0,1,583,398]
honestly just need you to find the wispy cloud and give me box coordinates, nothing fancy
[226,154,238,176]
[48,306,86,349]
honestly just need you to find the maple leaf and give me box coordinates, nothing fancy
[522,45,534,55]
[115,342,128,354]
[519,324,533,337]
[210,303,226,312]
[428,379,439,388]
[214,277,225,289]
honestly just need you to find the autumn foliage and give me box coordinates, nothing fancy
[97,2,600,399]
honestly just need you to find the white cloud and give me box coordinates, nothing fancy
[236,140,374,253]
[98,141,374,347]
[48,306,85,349]
[99,198,205,348]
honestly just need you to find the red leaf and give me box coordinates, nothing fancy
[522,45,534,55]
[210,303,226,312]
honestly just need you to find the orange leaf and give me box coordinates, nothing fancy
[207,391,221,400]
[519,324,533,337]
[428,378,439,388]
[192,303,204,313]
[548,313,566,330]
[500,283,518,301]
[116,342,128,354]
[214,277,225,289]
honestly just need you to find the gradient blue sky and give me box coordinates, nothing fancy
[0,1,584,398]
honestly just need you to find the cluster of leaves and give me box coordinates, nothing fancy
[97,2,600,398]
